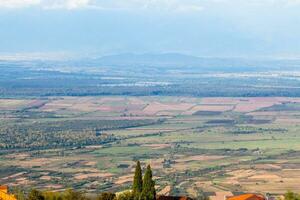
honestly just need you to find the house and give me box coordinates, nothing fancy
[226,193,266,200]
[0,186,17,200]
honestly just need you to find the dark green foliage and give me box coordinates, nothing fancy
[43,191,64,200]
[0,119,158,150]
[195,191,210,200]
[13,188,26,200]
[97,192,116,200]
[285,191,300,200]
[132,161,143,200]
[27,189,45,200]
[26,189,89,200]
[141,165,156,200]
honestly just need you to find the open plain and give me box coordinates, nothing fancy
[1,96,300,197]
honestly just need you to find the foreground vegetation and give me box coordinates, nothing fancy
[13,162,157,200]
[11,187,300,200]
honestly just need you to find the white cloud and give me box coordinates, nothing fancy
[287,0,300,5]
[43,0,91,10]
[0,0,41,8]
[138,0,204,13]
[1,0,299,11]
[0,0,204,12]
[0,0,92,9]
[175,4,203,12]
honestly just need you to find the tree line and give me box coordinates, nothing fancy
[0,119,158,150]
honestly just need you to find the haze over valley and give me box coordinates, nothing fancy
[1,1,300,200]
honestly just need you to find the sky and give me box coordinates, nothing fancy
[0,0,300,58]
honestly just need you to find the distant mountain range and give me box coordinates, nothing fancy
[2,52,300,72]
[97,53,201,67]
[94,53,300,71]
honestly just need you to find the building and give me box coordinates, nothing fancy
[226,193,266,200]
[0,186,17,200]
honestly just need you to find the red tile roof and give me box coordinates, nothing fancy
[0,185,8,191]
[227,194,265,200]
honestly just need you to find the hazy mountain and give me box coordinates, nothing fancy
[96,53,201,67]
[94,53,300,72]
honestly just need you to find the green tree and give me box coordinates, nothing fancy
[132,161,143,200]
[13,187,26,200]
[27,189,45,200]
[43,191,64,200]
[141,165,156,200]
[97,192,116,200]
[195,189,210,200]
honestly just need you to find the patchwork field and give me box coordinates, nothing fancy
[1,96,300,197]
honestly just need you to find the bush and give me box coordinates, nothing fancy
[116,191,133,200]
[285,191,300,200]
[97,192,116,200]
[27,189,45,200]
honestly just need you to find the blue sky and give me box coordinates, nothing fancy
[1,0,300,58]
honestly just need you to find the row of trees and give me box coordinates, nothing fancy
[0,119,158,150]
[14,161,156,200]
[17,189,87,200]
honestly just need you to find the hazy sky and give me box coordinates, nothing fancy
[1,0,300,58]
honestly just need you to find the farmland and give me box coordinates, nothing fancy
[1,96,300,197]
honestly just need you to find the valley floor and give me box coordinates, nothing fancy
[1,96,300,196]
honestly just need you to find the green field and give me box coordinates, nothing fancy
[1,96,300,197]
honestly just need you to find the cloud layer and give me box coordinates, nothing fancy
[0,0,41,8]
[0,0,205,12]
[3,0,300,11]
[1,0,300,57]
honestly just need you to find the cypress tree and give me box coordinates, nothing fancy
[132,161,143,199]
[141,164,156,200]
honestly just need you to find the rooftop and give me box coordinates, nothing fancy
[226,194,265,200]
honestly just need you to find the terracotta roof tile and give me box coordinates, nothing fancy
[227,194,265,200]
[0,185,8,190]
